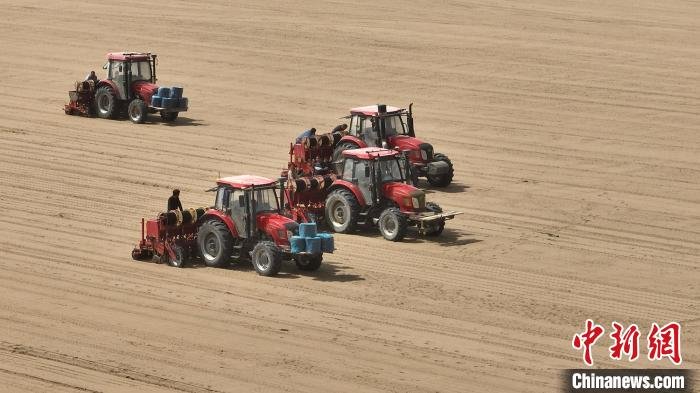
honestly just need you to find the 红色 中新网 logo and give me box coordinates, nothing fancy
[572,319,681,366]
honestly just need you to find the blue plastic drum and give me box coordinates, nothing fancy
[179,97,188,109]
[157,87,171,98]
[318,232,334,253]
[161,97,175,109]
[151,96,162,107]
[305,237,322,254]
[299,222,318,238]
[290,236,306,254]
[170,86,183,99]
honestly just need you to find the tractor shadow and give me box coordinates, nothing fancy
[159,116,206,127]
[305,263,365,283]
[347,227,480,248]
[183,257,363,281]
[127,116,205,126]
[420,181,469,194]
[401,227,482,247]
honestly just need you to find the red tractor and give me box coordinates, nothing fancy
[284,133,461,241]
[333,104,454,187]
[132,175,333,276]
[65,52,188,123]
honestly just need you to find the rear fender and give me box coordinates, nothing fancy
[329,180,366,206]
[96,80,124,100]
[201,210,238,237]
[338,135,367,148]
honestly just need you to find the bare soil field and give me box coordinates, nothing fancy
[0,1,698,392]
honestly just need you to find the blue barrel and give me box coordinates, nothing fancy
[318,232,334,253]
[161,97,175,109]
[290,236,306,253]
[170,86,183,99]
[157,87,171,98]
[179,97,188,109]
[151,95,162,107]
[299,222,317,238]
[305,237,322,254]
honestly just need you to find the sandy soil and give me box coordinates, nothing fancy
[0,0,698,392]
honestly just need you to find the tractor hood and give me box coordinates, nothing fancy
[132,80,158,103]
[381,182,425,212]
[256,212,298,245]
[387,135,425,151]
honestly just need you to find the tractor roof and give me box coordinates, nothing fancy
[217,175,276,189]
[106,52,152,61]
[342,147,400,160]
[350,105,404,116]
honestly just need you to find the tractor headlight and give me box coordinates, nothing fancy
[412,197,420,209]
[287,230,294,239]
[420,149,428,160]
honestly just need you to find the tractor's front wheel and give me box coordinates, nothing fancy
[325,189,360,233]
[251,241,282,276]
[168,245,187,268]
[378,207,408,241]
[128,99,147,124]
[426,153,454,187]
[295,254,323,271]
[95,86,118,119]
[197,220,233,267]
[160,111,178,122]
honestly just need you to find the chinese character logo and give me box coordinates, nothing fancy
[647,322,682,365]
[572,319,605,366]
[573,320,682,366]
[609,322,640,361]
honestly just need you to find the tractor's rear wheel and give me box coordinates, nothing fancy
[426,153,454,187]
[160,111,178,122]
[197,220,234,267]
[128,99,147,124]
[251,241,282,276]
[332,142,359,173]
[295,254,323,271]
[168,245,187,268]
[95,86,118,119]
[378,207,408,241]
[325,189,360,233]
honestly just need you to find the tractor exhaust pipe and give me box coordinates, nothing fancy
[377,104,387,145]
[278,177,286,211]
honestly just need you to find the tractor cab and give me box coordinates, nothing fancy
[347,105,414,146]
[212,175,291,239]
[336,103,454,187]
[338,147,417,210]
[102,52,157,101]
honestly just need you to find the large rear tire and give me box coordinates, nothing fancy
[378,207,408,241]
[325,189,360,233]
[251,241,282,276]
[295,254,323,271]
[128,98,147,124]
[332,142,359,173]
[426,153,454,187]
[95,86,118,119]
[197,220,234,267]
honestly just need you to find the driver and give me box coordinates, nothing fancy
[84,70,99,84]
